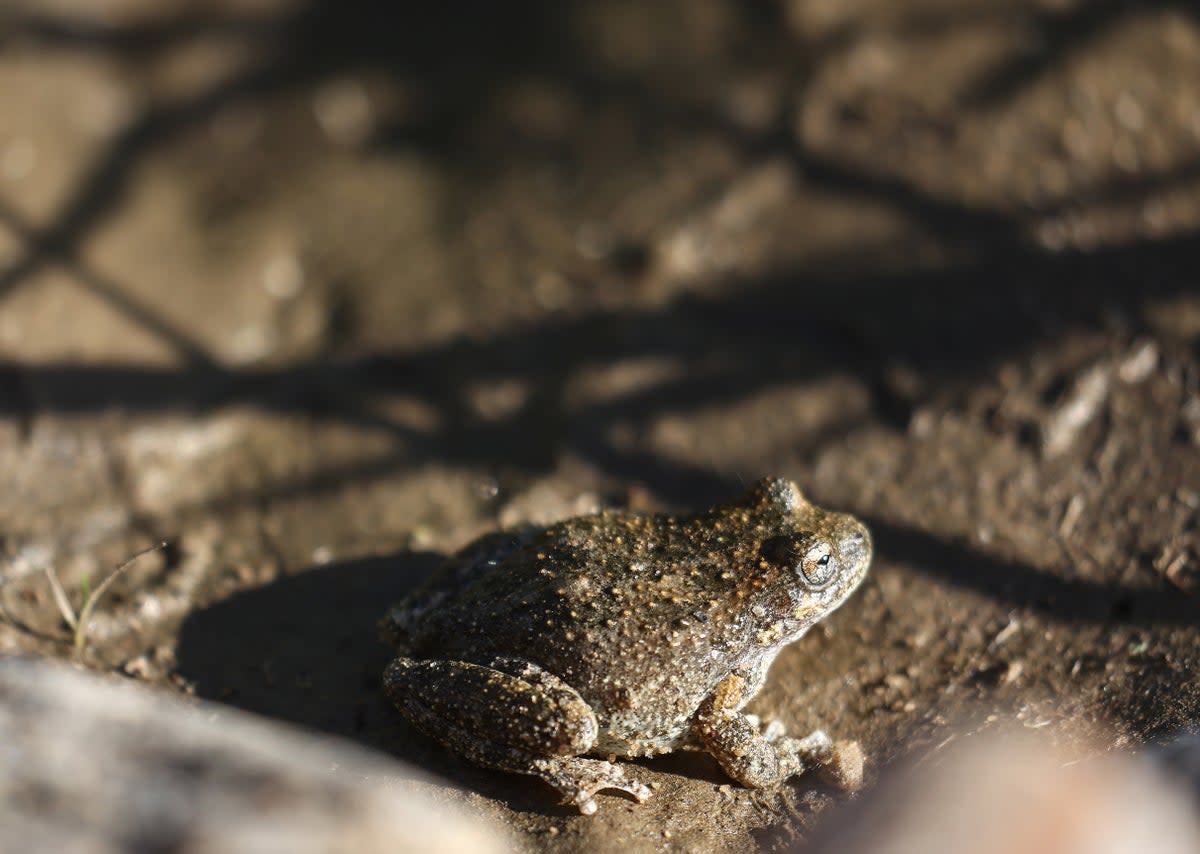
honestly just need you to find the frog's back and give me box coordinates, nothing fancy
[394,511,684,653]
[404,513,714,647]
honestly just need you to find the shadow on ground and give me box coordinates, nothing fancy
[173,549,587,814]
[175,552,438,739]
[868,518,1200,630]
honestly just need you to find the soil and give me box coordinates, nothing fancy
[1,1,1198,851]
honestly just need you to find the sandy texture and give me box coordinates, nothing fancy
[0,1,1198,850]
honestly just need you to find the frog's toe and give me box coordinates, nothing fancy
[789,729,834,764]
[532,756,652,814]
[760,718,788,742]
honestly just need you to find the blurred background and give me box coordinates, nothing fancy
[1,0,1198,850]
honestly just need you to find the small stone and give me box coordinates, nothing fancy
[262,252,304,299]
[1003,660,1025,685]
[821,740,865,792]
[1117,340,1158,383]
[883,673,910,692]
[313,78,374,145]
[1041,363,1111,458]
[120,656,150,679]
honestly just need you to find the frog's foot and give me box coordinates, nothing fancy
[694,674,845,790]
[531,756,653,815]
[777,729,834,768]
[758,730,862,791]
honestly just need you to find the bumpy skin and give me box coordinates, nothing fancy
[381,478,872,814]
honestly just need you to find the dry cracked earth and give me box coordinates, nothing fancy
[1,1,1199,851]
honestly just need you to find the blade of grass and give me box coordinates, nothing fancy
[74,541,169,655]
[44,565,78,631]
[79,572,92,610]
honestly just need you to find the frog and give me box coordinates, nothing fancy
[380,477,872,814]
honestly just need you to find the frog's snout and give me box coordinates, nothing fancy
[838,517,873,580]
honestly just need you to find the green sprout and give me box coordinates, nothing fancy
[43,541,169,656]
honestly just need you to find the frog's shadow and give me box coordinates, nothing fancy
[175,552,438,744]
[174,550,716,815]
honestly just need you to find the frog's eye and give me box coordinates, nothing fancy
[800,543,835,589]
[760,536,837,590]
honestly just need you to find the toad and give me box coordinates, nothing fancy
[381,477,871,813]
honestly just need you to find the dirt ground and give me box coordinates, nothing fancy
[1,1,1199,851]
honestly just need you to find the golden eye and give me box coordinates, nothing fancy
[801,544,835,589]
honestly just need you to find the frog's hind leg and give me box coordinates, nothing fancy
[384,655,652,814]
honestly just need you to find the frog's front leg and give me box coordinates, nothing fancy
[384,655,651,814]
[692,672,838,789]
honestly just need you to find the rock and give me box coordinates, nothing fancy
[806,732,1200,854]
[0,657,511,854]
[1149,732,1200,801]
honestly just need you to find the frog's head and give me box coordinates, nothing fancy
[736,477,872,641]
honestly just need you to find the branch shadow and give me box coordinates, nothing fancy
[868,518,1200,629]
[0,0,574,367]
[4,0,1199,755]
[2,0,1196,367]
[956,0,1199,109]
